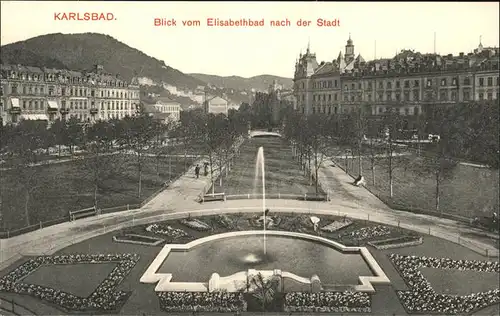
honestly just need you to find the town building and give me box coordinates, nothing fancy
[0,64,140,125]
[143,97,181,123]
[293,36,499,128]
[203,96,229,116]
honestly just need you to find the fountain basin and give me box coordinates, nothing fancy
[140,231,390,293]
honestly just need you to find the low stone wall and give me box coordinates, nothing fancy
[112,234,164,246]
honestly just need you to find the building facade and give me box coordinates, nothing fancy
[143,97,181,122]
[203,96,229,116]
[0,64,140,125]
[293,37,499,123]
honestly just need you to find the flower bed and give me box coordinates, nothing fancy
[389,253,500,314]
[284,291,371,313]
[145,224,189,240]
[340,225,391,241]
[157,291,247,312]
[0,253,139,313]
[180,218,211,231]
[113,234,164,246]
[321,220,353,232]
[249,216,282,228]
[216,214,235,229]
[368,236,423,250]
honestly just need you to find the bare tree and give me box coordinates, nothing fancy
[382,108,404,198]
[119,115,157,198]
[302,114,330,193]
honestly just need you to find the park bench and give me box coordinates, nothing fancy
[69,206,98,221]
[201,193,226,203]
[301,193,329,202]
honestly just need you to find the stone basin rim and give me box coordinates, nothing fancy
[140,230,391,293]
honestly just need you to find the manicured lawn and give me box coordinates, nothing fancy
[0,153,198,232]
[210,137,324,196]
[334,154,499,219]
[22,263,117,298]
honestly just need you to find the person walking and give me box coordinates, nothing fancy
[194,164,200,178]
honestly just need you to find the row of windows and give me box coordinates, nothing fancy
[60,100,133,111]
[303,105,420,116]
[6,84,138,99]
[6,72,130,87]
[300,76,499,91]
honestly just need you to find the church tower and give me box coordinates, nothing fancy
[345,33,355,63]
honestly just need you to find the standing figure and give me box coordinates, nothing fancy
[204,162,209,176]
[194,164,200,178]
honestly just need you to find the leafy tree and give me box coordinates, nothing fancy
[3,120,50,226]
[64,116,85,154]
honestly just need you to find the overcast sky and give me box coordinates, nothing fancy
[1,1,498,78]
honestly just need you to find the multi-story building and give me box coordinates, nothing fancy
[0,64,140,125]
[143,97,181,123]
[203,96,229,116]
[293,36,499,128]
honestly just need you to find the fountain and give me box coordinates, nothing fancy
[253,146,267,255]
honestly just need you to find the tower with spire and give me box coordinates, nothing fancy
[345,33,355,63]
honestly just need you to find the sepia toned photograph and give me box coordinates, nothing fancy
[0,1,498,315]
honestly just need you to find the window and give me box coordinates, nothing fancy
[344,95,349,101]
[48,86,55,96]
[378,92,383,101]
[23,86,27,94]
[396,81,400,88]
[487,77,493,86]
[479,93,484,100]
[61,101,66,109]
[22,101,27,109]
[61,88,66,96]
[334,80,338,88]
[379,82,383,89]
[358,83,362,89]
[440,91,447,101]
[414,80,419,87]
[28,101,32,109]
[368,82,372,89]
[328,94,332,101]
[441,78,447,86]
[413,90,419,101]
[344,85,349,91]
[396,93,401,101]
[323,82,327,88]
[387,82,392,89]
[464,77,471,85]
[301,82,304,89]
[404,91,410,101]
[479,78,484,86]
[404,80,409,88]
[323,95,326,101]
[405,108,409,115]
[386,92,392,101]
[11,84,18,94]
[427,79,432,87]
[463,91,470,101]
[414,107,419,116]
[350,95,355,101]
[351,83,355,89]
[334,94,338,101]
[34,100,38,110]
[487,93,492,100]
[328,81,332,88]
[451,91,457,101]
[452,77,457,86]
